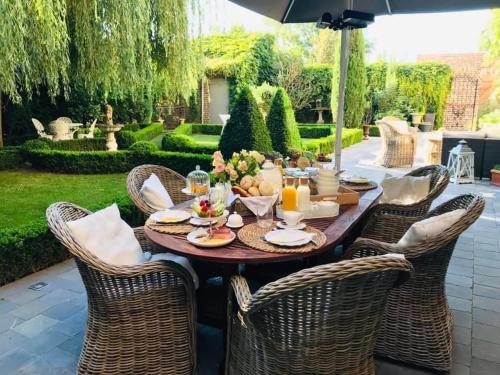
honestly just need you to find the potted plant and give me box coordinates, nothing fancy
[411,112,424,125]
[491,165,500,187]
[424,103,437,124]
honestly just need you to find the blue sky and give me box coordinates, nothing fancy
[206,1,492,62]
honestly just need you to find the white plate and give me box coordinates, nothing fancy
[189,217,218,226]
[264,229,313,247]
[226,222,244,229]
[277,221,306,230]
[150,210,191,224]
[344,177,369,184]
[191,210,229,224]
[187,229,236,248]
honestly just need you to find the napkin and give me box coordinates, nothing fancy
[238,194,279,216]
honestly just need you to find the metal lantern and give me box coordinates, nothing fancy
[447,140,475,184]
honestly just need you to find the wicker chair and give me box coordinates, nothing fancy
[127,164,191,216]
[344,194,485,371]
[225,256,413,375]
[361,165,450,239]
[46,202,197,375]
[377,119,418,168]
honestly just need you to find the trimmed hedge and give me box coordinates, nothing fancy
[298,125,333,138]
[51,138,107,151]
[116,122,164,149]
[191,124,223,135]
[162,133,217,154]
[129,141,159,153]
[24,149,212,176]
[369,126,380,137]
[302,129,363,154]
[0,148,24,170]
[0,195,143,286]
[173,123,193,135]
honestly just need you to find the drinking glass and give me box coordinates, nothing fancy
[257,205,273,229]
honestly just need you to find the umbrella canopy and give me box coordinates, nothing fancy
[229,0,497,171]
[229,0,498,23]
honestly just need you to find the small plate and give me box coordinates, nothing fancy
[150,210,191,224]
[264,229,313,247]
[277,221,306,230]
[189,217,218,226]
[191,210,229,224]
[343,177,369,185]
[187,229,236,248]
[226,222,244,229]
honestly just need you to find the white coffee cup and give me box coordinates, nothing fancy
[283,211,304,227]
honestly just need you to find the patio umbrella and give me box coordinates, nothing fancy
[229,0,498,171]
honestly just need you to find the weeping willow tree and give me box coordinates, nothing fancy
[0,0,69,147]
[0,0,203,147]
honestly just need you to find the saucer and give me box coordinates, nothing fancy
[277,221,306,230]
[226,222,244,229]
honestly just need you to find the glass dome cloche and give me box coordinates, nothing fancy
[187,165,210,196]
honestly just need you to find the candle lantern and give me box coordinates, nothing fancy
[447,140,475,184]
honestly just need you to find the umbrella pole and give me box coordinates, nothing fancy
[334,28,350,171]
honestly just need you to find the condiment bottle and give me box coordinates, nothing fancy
[282,176,298,211]
[297,176,311,212]
[274,158,284,176]
[260,159,283,199]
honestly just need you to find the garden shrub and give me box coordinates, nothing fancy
[24,149,212,176]
[298,125,332,138]
[219,86,273,157]
[122,123,141,132]
[369,126,380,137]
[394,63,452,128]
[251,82,278,117]
[173,123,193,135]
[51,139,107,151]
[116,122,164,149]
[0,148,23,170]
[161,133,217,154]
[129,141,159,153]
[302,129,363,154]
[0,195,142,286]
[21,138,52,152]
[331,30,367,128]
[191,124,223,135]
[266,88,301,155]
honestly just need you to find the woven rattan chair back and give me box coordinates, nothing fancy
[347,194,485,371]
[377,121,416,168]
[46,202,197,375]
[226,256,413,375]
[127,164,191,216]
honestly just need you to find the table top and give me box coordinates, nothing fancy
[145,186,382,264]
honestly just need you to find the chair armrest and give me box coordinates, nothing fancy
[230,275,253,312]
[343,237,401,259]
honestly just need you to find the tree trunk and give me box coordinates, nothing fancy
[0,93,3,148]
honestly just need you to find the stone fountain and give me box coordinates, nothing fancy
[312,98,330,124]
[98,104,123,151]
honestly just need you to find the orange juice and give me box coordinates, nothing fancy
[282,177,297,211]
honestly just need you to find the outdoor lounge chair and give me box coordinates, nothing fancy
[46,202,197,375]
[31,118,53,140]
[361,165,450,239]
[77,119,97,139]
[127,164,191,216]
[344,193,485,372]
[377,117,418,168]
[225,256,412,375]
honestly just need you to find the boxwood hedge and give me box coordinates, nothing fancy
[302,128,363,154]
[0,148,24,170]
[116,122,164,149]
[298,125,333,138]
[161,133,217,154]
[0,195,143,286]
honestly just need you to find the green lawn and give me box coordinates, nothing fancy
[0,171,128,228]
[191,134,220,146]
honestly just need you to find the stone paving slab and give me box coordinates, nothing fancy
[0,137,497,374]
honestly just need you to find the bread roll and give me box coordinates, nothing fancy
[232,185,251,197]
[252,175,264,187]
[258,181,274,196]
[240,175,253,190]
[248,186,261,196]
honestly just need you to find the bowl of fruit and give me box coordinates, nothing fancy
[191,199,229,224]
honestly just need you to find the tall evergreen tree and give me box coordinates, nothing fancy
[219,86,272,157]
[266,88,301,155]
[331,30,367,128]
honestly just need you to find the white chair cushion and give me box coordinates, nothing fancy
[149,253,199,289]
[379,174,431,205]
[396,209,467,248]
[67,204,145,266]
[140,173,174,211]
[483,125,500,139]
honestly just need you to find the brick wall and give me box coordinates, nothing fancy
[418,53,486,131]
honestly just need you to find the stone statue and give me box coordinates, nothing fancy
[105,104,113,126]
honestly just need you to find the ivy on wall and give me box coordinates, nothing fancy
[394,63,452,127]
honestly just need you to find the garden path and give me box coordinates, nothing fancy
[0,137,498,375]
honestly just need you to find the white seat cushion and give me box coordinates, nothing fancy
[396,209,467,248]
[379,174,431,205]
[386,121,410,135]
[482,125,500,139]
[67,204,145,265]
[140,173,174,211]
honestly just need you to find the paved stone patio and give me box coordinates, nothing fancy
[0,136,499,374]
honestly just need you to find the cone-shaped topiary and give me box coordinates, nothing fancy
[219,86,273,157]
[266,87,301,155]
